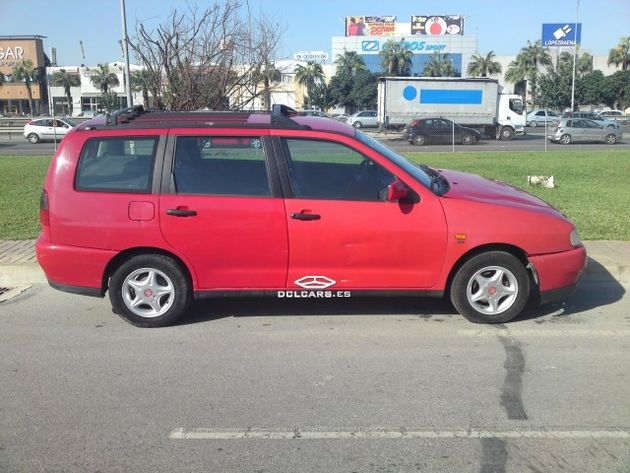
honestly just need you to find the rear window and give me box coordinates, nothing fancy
[75,137,158,193]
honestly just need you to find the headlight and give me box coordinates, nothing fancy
[570,229,582,247]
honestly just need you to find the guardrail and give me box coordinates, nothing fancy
[0,127,24,141]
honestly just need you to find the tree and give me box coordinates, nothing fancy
[51,69,81,115]
[505,40,551,104]
[128,0,284,110]
[89,64,120,94]
[601,70,630,109]
[12,59,40,116]
[130,69,152,108]
[257,61,281,111]
[579,70,605,106]
[295,61,325,108]
[423,52,456,77]
[380,40,412,76]
[467,51,502,77]
[328,68,378,113]
[608,36,630,71]
[334,51,366,77]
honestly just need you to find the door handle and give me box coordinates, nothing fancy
[166,208,197,217]
[291,212,320,221]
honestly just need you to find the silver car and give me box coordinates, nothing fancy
[548,118,619,145]
[23,117,76,143]
[346,110,378,128]
[526,109,559,127]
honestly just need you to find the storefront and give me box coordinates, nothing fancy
[0,35,48,115]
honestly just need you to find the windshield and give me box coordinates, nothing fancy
[357,131,447,194]
[509,98,524,115]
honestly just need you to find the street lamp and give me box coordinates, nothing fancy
[120,0,133,107]
[570,0,580,111]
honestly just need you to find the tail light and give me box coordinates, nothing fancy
[39,189,49,227]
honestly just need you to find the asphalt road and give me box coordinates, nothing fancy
[1,127,629,156]
[1,280,629,472]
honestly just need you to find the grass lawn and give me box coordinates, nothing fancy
[0,149,628,240]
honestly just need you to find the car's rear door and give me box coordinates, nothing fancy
[159,131,288,291]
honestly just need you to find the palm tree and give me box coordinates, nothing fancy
[51,69,81,115]
[467,51,502,77]
[295,61,325,108]
[12,59,40,116]
[423,52,456,77]
[259,62,281,111]
[130,69,152,108]
[505,40,551,104]
[89,64,120,94]
[380,40,413,76]
[608,36,630,70]
[334,51,366,77]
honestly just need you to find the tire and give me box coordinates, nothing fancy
[109,254,192,328]
[499,126,514,140]
[560,133,572,145]
[605,133,616,144]
[353,121,362,128]
[27,133,40,144]
[450,251,530,324]
[528,120,538,127]
[462,134,475,145]
[412,134,426,146]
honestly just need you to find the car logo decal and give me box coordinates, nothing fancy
[294,276,336,289]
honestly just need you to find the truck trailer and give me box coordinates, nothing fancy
[377,77,526,140]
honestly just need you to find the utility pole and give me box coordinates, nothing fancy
[120,0,133,107]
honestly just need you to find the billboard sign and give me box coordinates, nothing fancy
[360,39,447,54]
[346,16,396,37]
[411,15,464,35]
[294,51,328,61]
[542,23,582,46]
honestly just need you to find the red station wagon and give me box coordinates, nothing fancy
[36,105,587,327]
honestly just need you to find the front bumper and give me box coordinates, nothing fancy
[529,246,587,300]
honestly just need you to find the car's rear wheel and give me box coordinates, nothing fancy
[109,254,192,328]
[528,120,538,127]
[499,126,514,140]
[353,121,362,128]
[450,251,530,324]
[462,134,475,145]
[412,134,426,146]
[605,133,617,144]
[27,133,40,144]
[560,133,572,145]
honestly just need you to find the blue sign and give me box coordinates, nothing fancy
[542,23,582,47]
[402,87,483,104]
[361,40,380,52]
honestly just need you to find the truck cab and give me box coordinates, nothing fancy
[496,94,526,140]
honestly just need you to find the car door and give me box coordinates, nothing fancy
[159,131,288,290]
[434,119,453,144]
[275,134,447,291]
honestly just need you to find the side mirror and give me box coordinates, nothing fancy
[387,180,408,202]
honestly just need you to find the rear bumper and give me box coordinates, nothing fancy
[36,236,116,296]
[529,246,587,295]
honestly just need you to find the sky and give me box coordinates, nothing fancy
[1,0,628,66]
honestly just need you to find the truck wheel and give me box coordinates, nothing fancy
[605,133,616,144]
[109,254,192,328]
[412,134,426,146]
[560,134,572,145]
[499,126,514,140]
[450,251,530,324]
[462,134,475,145]
[27,133,40,144]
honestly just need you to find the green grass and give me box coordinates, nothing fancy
[0,150,629,240]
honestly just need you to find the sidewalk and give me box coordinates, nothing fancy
[0,240,628,288]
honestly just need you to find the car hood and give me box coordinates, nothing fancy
[438,169,564,217]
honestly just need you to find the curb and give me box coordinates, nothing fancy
[0,263,46,286]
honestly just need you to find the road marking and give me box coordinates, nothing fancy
[169,428,630,440]
[458,329,630,337]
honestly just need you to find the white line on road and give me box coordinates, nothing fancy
[169,428,630,440]
[458,329,630,337]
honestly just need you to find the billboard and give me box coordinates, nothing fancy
[294,51,328,61]
[346,16,396,37]
[411,16,464,35]
[542,23,582,46]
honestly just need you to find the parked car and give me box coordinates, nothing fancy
[561,111,618,130]
[526,109,560,127]
[36,104,586,328]
[596,110,629,125]
[402,118,481,145]
[297,109,330,118]
[548,118,619,144]
[346,110,378,128]
[23,117,76,143]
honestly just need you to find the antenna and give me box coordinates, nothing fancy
[79,41,86,61]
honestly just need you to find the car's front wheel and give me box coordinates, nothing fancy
[450,251,530,324]
[353,121,363,128]
[528,120,538,127]
[109,254,192,328]
[27,133,40,144]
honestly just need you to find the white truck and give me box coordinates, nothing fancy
[377,77,526,140]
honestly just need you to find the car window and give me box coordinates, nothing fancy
[76,137,157,193]
[509,98,524,115]
[174,136,271,196]
[536,111,545,116]
[283,138,395,202]
[549,111,559,117]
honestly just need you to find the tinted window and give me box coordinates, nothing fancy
[76,137,157,192]
[174,136,270,196]
[283,139,395,201]
[509,98,524,115]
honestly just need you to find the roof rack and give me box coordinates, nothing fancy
[105,104,146,125]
